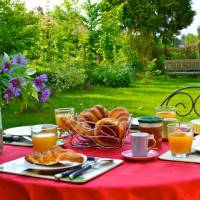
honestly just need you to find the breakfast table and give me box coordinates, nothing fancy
[1,139,200,200]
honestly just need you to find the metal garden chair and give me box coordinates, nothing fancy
[160,86,200,117]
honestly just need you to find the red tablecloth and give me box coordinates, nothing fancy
[1,140,200,200]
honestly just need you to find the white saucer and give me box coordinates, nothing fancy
[121,149,158,161]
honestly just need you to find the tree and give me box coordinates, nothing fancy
[100,0,195,61]
[83,0,134,64]
[29,0,87,65]
[81,0,101,62]
[155,0,195,55]
[0,0,38,54]
[184,33,198,46]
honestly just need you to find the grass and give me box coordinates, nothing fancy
[2,76,200,129]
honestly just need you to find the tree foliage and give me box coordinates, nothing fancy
[0,0,38,54]
[0,0,197,90]
[100,0,195,62]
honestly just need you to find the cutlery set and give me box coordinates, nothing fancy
[3,134,32,143]
[55,156,113,180]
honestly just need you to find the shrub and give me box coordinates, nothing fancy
[90,63,133,87]
[155,56,165,74]
[131,60,144,74]
[145,59,161,78]
[88,63,105,86]
[49,66,87,92]
[34,61,87,93]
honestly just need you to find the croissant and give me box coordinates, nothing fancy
[25,146,84,165]
[94,118,125,147]
[58,105,108,135]
[25,151,58,165]
[108,107,130,122]
[68,120,94,136]
[78,105,108,126]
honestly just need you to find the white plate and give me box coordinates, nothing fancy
[23,154,87,171]
[4,126,31,136]
[4,124,57,136]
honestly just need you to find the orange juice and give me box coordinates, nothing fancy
[156,111,176,118]
[32,133,57,152]
[40,125,57,134]
[55,114,73,130]
[168,132,193,154]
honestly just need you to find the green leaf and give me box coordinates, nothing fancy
[1,53,10,66]
[31,86,39,101]
[26,68,36,76]
[11,64,27,76]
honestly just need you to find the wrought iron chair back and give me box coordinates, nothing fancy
[160,86,200,117]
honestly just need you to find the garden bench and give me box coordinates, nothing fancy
[160,86,200,117]
[165,60,200,77]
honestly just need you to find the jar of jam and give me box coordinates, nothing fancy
[138,116,163,149]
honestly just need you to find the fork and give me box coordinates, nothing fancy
[68,158,113,180]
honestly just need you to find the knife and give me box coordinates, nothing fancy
[3,134,32,143]
[54,156,96,179]
[68,158,113,180]
[68,163,94,180]
[54,165,83,179]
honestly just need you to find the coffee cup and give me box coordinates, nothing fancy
[131,132,156,157]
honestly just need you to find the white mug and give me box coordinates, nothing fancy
[131,132,156,157]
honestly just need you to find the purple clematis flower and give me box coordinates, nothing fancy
[10,86,21,97]
[3,88,14,101]
[33,74,48,92]
[0,61,12,74]
[9,77,21,87]
[12,54,28,65]
[39,88,51,102]
[4,78,22,98]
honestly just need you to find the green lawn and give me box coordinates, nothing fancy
[2,76,200,129]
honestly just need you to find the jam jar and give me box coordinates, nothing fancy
[138,116,163,149]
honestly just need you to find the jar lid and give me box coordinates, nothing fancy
[138,116,163,123]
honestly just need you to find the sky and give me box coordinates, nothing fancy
[23,0,200,36]
[181,0,200,35]
[23,0,63,10]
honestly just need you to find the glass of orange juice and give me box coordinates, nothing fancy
[31,124,57,152]
[156,106,177,139]
[55,108,75,136]
[156,106,176,118]
[167,122,193,158]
